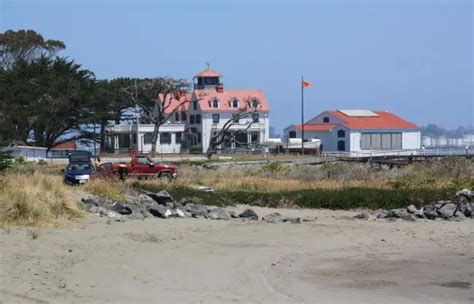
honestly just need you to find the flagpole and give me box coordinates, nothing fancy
[301,76,305,156]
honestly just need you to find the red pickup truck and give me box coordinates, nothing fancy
[99,154,177,182]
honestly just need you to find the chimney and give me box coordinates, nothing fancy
[216,85,224,93]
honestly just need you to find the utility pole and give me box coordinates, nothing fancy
[301,75,305,156]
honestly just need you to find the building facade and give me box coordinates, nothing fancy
[105,68,270,154]
[284,110,421,153]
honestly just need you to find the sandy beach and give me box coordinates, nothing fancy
[1,206,473,304]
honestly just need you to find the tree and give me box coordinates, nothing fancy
[0,56,95,148]
[207,101,262,158]
[123,77,190,153]
[0,29,65,69]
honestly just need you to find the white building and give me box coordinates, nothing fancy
[284,110,421,153]
[105,68,270,154]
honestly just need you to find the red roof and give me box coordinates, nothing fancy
[158,92,192,114]
[294,124,337,131]
[328,110,418,129]
[194,89,270,112]
[51,141,76,150]
[194,68,223,78]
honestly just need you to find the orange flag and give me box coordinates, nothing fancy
[302,80,312,88]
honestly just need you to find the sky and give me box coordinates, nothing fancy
[1,0,473,133]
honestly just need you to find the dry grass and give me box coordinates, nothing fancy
[0,172,82,226]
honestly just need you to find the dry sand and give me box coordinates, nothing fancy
[1,206,473,304]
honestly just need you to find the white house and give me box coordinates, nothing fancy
[284,110,421,153]
[104,68,270,154]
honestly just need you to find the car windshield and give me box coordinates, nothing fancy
[68,164,93,171]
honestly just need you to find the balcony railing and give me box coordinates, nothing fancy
[193,83,224,90]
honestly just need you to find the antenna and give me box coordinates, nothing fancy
[206,62,210,69]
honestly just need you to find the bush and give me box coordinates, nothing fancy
[0,173,82,226]
[15,155,26,163]
[37,159,48,166]
[0,150,12,172]
[189,145,202,154]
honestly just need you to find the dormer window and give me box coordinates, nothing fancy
[211,98,219,108]
[231,99,239,108]
[323,117,330,123]
[251,98,259,109]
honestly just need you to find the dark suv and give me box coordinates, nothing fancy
[63,151,94,185]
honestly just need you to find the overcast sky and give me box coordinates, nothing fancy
[1,0,472,133]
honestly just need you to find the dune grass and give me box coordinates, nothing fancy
[0,172,82,226]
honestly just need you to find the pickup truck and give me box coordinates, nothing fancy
[98,154,177,182]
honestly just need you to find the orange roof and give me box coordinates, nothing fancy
[194,89,270,112]
[194,68,223,78]
[294,124,338,131]
[329,110,418,129]
[51,141,76,150]
[158,92,192,114]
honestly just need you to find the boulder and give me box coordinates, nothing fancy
[263,212,285,223]
[82,196,106,207]
[448,211,466,222]
[423,206,438,220]
[141,190,174,205]
[148,204,171,219]
[353,211,369,220]
[456,189,473,199]
[402,214,417,221]
[89,206,124,221]
[454,195,472,217]
[110,202,133,215]
[437,203,456,218]
[287,217,302,224]
[406,205,418,214]
[173,208,186,218]
[183,203,209,217]
[239,209,259,220]
[389,209,410,219]
[206,208,232,220]
[376,209,389,219]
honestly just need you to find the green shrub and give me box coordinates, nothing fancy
[189,145,202,154]
[37,159,48,166]
[15,155,26,163]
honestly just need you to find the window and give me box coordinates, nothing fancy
[251,99,259,108]
[175,132,182,144]
[289,130,297,138]
[337,130,345,138]
[232,113,240,123]
[361,133,402,150]
[323,117,330,123]
[212,99,219,108]
[197,132,202,144]
[160,132,171,144]
[190,115,195,124]
[337,140,346,151]
[232,99,239,108]
[137,156,149,165]
[175,112,179,121]
[193,101,198,110]
[196,114,201,124]
[181,111,187,121]
[212,114,219,123]
[144,133,153,144]
[251,131,260,143]
[252,113,259,123]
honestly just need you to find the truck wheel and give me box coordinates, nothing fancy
[159,172,172,183]
[119,169,128,181]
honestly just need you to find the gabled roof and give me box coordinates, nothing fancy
[328,110,418,129]
[293,124,338,131]
[194,68,223,78]
[158,92,192,114]
[194,89,270,112]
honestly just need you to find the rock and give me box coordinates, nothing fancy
[191,185,214,192]
[402,214,417,221]
[353,211,369,220]
[206,208,232,220]
[141,190,174,205]
[449,211,466,222]
[173,208,186,218]
[456,189,473,199]
[376,209,389,219]
[263,212,285,223]
[138,193,157,206]
[437,203,456,218]
[81,196,106,207]
[406,205,418,214]
[389,209,410,219]
[229,211,238,218]
[287,217,301,224]
[148,204,171,219]
[454,195,472,217]
[239,209,258,220]
[423,206,438,220]
[110,202,133,215]
[183,203,209,217]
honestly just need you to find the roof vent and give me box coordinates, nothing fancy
[338,110,378,117]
